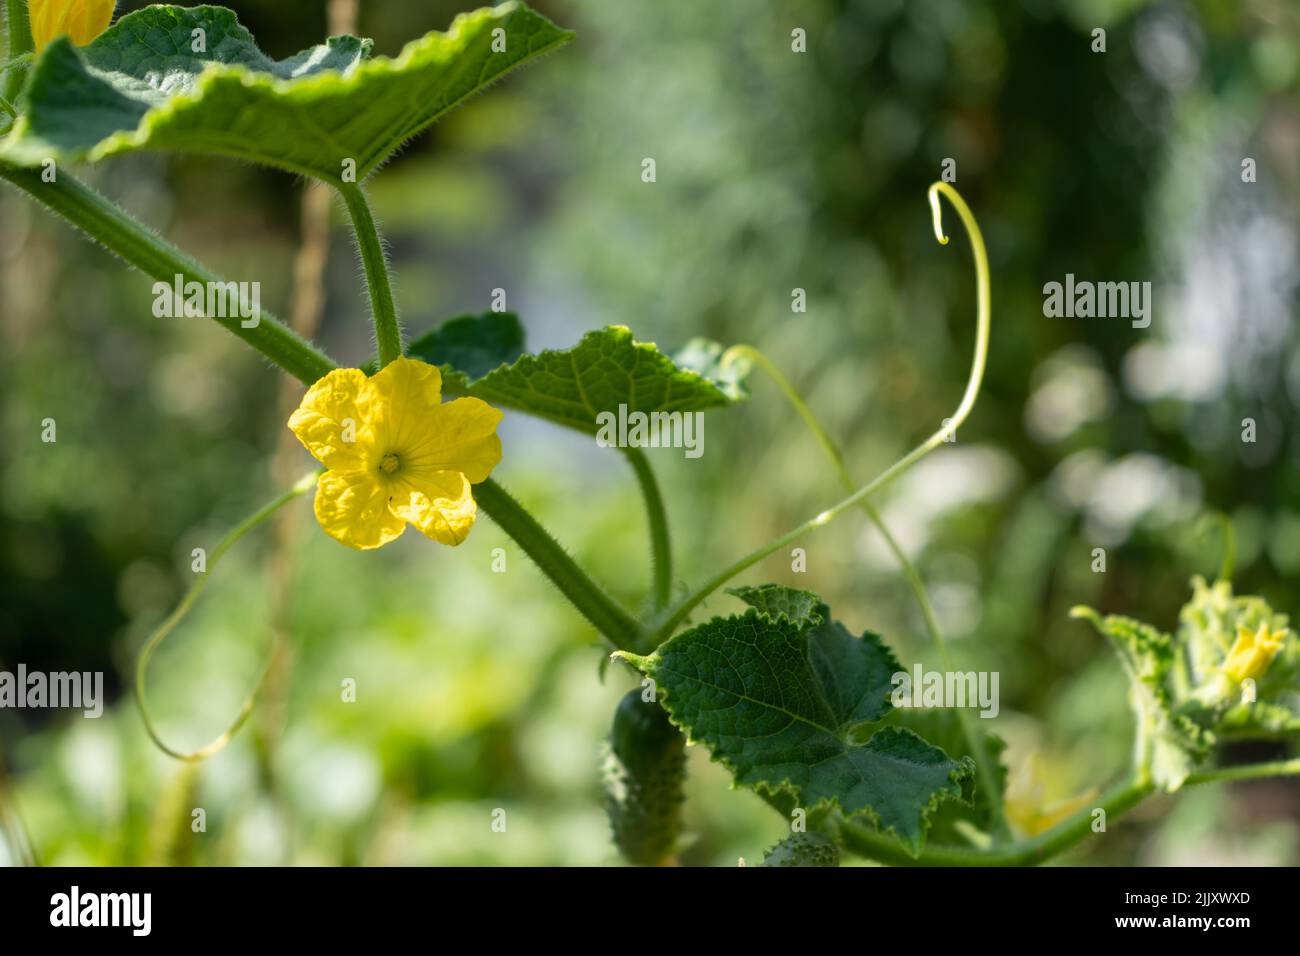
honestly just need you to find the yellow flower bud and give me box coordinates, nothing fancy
[28,0,115,52]
[1221,622,1286,684]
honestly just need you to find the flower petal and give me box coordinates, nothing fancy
[30,0,116,50]
[288,368,372,471]
[314,469,405,550]
[389,471,477,546]
[367,357,444,457]
[402,397,504,484]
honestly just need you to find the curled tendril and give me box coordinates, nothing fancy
[134,470,319,763]
[649,182,993,642]
[712,187,1007,839]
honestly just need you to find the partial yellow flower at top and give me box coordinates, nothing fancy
[28,0,115,51]
[1221,622,1286,684]
[289,357,503,550]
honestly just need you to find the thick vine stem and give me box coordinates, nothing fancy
[1,163,642,656]
[474,478,645,651]
[135,472,320,763]
[2,0,33,111]
[623,448,673,618]
[648,182,991,644]
[840,755,1300,865]
[0,162,338,384]
[838,775,1152,866]
[720,343,1010,842]
[338,182,404,368]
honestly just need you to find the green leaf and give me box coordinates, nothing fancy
[1,3,573,182]
[725,584,823,630]
[729,584,901,728]
[457,325,743,436]
[407,312,526,385]
[885,707,1008,839]
[617,589,974,856]
[363,311,525,384]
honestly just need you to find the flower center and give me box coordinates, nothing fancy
[379,453,401,475]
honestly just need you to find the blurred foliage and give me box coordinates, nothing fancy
[2,0,1299,865]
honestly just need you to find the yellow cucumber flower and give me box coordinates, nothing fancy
[1221,622,1286,684]
[28,0,115,51]
[1004,754,1097,838]
[288,357,502,550]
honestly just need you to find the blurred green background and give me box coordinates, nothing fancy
[2,0,1299,866]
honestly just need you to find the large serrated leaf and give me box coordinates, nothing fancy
[455,325,742,435]
[618,587,974,855]
[884,707,1008,841]
[1,3,573,182]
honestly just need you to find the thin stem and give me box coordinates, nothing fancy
[1185,756,1300,786]
[0,162,338,385]
[1197,511,1236,582]
[721,343,1010,842]
[648,182,991,643]
[135,472,320,763]
[474,478,644,651]
[339,182,403,368]
[623,448,672,617]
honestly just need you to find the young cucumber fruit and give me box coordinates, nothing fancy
[603,688,687,866]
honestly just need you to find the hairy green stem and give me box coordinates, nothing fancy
[649,183,991,644]
[721,343,1011,842]
[0,162,337,384]
[2,0,32,110]
[475,478,644,651]
[623,448,672,617]
[339,182,403,368]
[839,775,1151,866]
[1,162,637,656]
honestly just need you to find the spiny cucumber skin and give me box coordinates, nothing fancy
[603,690,686,867]
[761,832,840,867]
